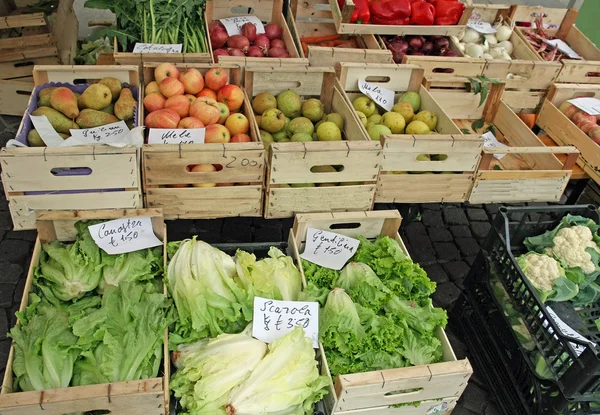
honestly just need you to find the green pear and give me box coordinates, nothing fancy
[78,84,112,110]
[368,114,382,125]
[352,96,376,117]
[325,113,344,130]
[286,117,314,136]
[355,111,368,127]
[392,102,414,124]
[101,103,115,115]
[405,120,430,135]
[252,92,277,115]
[27,129,69,147]
[367,124,392,140]
[397,91,421,112]
[37,87,56,107]
[261,108,287,133]
[114,88,136,121]
[291,133,313,142]
[273,131,288,142]
[381,112,406,134]
[260,130,274,149]
[76,109,119,128]
[277,89,302,118]
[50,87,79,118]
[316,121,342,141]
[414,111,438,131]
[32,107,79,134]
[301,98,325,122]
[98,77,122,101]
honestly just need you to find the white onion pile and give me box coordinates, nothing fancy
[457,23,514,60]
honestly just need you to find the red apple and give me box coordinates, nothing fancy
[190,98,220,125]
[190,164,217,188]
[159,77,185,98]
[154,63,180,84]
[178,117,205,129]
[231,133,251,142]
[205,67,228,91]
[217,84,244,111]
[145,109,180,129]
[197,88,217,100]
[179,68,205,95]
[143,93,166,113]
[205,123,231,143]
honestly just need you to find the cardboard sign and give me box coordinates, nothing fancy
[544,39,582,59]
[252,297,319,347]
[69,121,130,145]
[358,79,394,112]
[88,217,163,255]
[482,131,507,160]
[545,306,594,357]
[300,228,360,271]
[132,43,182,53]
[147,128,205,144]
[29,115,65,147]
[219,15,265,36]
[568,97,600,115]
[467,20,497,34]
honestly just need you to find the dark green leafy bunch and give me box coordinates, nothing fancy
[85,0,208,53]
[466,75,503,107]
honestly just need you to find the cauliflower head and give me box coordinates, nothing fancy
[548,226,600,274]
[518,252,562,292]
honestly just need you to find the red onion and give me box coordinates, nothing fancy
[407,50,425,55]
[422,41,434,55]
[247,46,265,57]
[227,35,250,52]
[254,34,270,54]
[428,35,444,42]
[392,51,406,64]
[241,22,257,43]
[213,48,229,61]
[271,39,285,49]
[387,38,409,54]
[434,37,450,52]
[210,27,229,49]
[267,47,289,58]
[208,21,224,33]
[264,23,283,40]
[442,50,459,57]
[228,48,246,56]
[407,36,425,51]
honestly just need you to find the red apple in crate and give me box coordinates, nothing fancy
[185,94,197,103]
[179,68,205,95]
[231,133,251,142]
[159,77,185,98]
[145,81,160,96]
[559,101,579,120]
[143,93,166,113]
[572,110,596,126]
[589,126,600,145]
[217,84,244,111]
[197,88,217,100]
[216,102,230,124]
[154,63,180,84]
[190,98,221,125]
[578,120,598,134]
[165,95,191,118]
[145,109,180,129]
[190,164,217,188]
[205,124,231,143]
[178,117,205,129]
[225,113,249,135]
[205,67,228,91]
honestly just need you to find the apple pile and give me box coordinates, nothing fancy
[143,63,251,143]
[210,21,290,61]
[559,101,600,145]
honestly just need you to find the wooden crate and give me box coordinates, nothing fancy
[244,66,381,218]
[538,83,600,185]
[0,208,170,415]
[0,65,143,230]
[287,210,473,414]
[141,63,265,219]
[208,0,306,69]
[336,62,481,203]
[288,0,392,67]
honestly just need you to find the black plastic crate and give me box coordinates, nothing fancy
[480,205,600,400]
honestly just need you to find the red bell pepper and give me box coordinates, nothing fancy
[370,0,411,24]
[410,1,435,25]
[434,0,464,25]
[338,0,370,23]
[371,15,410,25]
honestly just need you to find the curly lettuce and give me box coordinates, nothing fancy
[334,262,391,312]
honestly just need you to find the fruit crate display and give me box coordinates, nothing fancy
[0,65,143,231]
[328,0,466,37]
[0,0,78,116]
[207,0,306,69]
[537,83,600,186]
[510,5,600,85]
[337,62,481,203]
[141,63,265,219]
[287,0,392,67]
[0,208,170,415]
[244,65,381,218]
[467,204,600,407]
[287,210,473,414]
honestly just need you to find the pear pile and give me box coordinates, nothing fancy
[252,89,344,150]
[27,78,136,147]
[352,91,438,140]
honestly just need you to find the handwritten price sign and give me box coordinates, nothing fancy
[300,228,360,270]
[219,16,265,36]
[69,121,130,145]
[147,128,205,144]
[88,217,163,255]
[252,297,319,347]
[358,79,394,112]
[132,43,182,53]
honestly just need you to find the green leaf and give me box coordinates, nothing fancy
[471,119,485,131]
[485,125,496,136]
[479,81,489,107]
[493,164,503,170]
[460,128,472,134]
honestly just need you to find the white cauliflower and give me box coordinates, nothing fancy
[518,253,562,292]
[547,226,600,274]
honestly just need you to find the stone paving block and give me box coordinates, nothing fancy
[461,383,490,414]
[456,238,481,257]
[443,261,470,283]
[423,263,448,284]
[12,277,25,304]
[422,211,444,227]
[444,207,469,225]
[432,282,461,309]
[446,329,468,360]
[421,203,442,211]
[0,311,7,340]
[471,222,492,240]
[0,285,13,308]
[404,222,427,236]
[412,249,437,265]
[450,226,472,239]
[483,203,500,216]
[465,256,477,267]
[6,230,36,242]
[434,242,461,262]
[0,263,22,285]
[0,339,10,371]
[254,226,282,243]
[9,304,17,329]
[428,227,453,242]
[407,234,433,252]
[467,208,489,222]
[0,214,11,231]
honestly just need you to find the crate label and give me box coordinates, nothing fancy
[427,401,449,414]
[147,128,205,144]
[545,306,594,357]
[482,131,507,160]
[467,20,496,34]
[29,115,65,147]
[300,228,360,271]
[88,217,162,255]
[358,79,394,112]
[567,97,600,115]
[543,39,581,59]
[69,121,130,145]
[220,16,265,36]
[132,43,182,53]
[252,297,319,347]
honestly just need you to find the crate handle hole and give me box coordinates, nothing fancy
[585,72,600,78]
[432,68,455,74]
[417,154,448,161]
[186,164,224,172]
[14,61,35,68]
[569,92,596,99]
[384,387,423,397]
[50,167,92,176]
[231,6,254,15]
[272,81,302,89]
[310,165,344,173]
[16,90,31,96]
[364,76,391,84]
[329,222,361,230]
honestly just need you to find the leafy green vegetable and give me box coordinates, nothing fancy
[516,252,579,303]
[297,282,329,306]
[335,262,391,312]
[75,37,113,65]
[386,297,447,335]
[301,259,339,289]
[320,289,365,357]
[99,246,163,292]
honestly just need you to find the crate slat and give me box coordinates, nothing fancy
[376,173,474,203]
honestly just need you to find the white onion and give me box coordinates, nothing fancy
[456,30,464,42]
[490,47,506,59]
[484,34,498,46]
[466,43,484,58]
[501,51,512,60]
[456,42,466,52]
[463,28,480,44]
[497,40,513,55]
[496,25,513,42]
[482,53,494,60]
[482,39,490,53]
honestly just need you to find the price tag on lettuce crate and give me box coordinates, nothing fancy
[29,115,65,147]
[467,20,497,34]
[568,97,600,115]
[300,227,360,271]
[543,39,582,59]
[69,121,130,145]
[482,131,507,160]
[88,217,163,255]
[358,79,394,112]
[132,43,182,53]
[427,401,449,414]
[543,306,595,357]
[147,128,205,144]
[252,297,319,348]
[219,16,265,36]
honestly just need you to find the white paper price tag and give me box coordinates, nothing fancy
[482,131,507,160]
[427,401,449,414]
[358,79,394,112]
[567,97,600,115]
[69,121,130,145]
[132,43,182,53]
[88,217,163,255]
[545,306,594,357]
[252,297,319,347]
[147,128,205,144]
[544,39,581,59]
[467,20,496,34]
[300,228,360,271]
[219,16,265,36]
[29,115,65,147]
